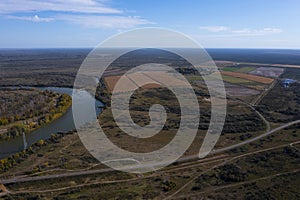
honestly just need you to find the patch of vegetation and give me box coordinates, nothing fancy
[221,75,254,84]
[281,68,300,81]
[0,49,89,87]
[0,88,72,140]
[222,66,255,73]
[237,67,256,73]
[256,82,300,123]
[0,131,75,173]
[190,146,300,198]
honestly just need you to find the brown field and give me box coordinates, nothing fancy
[141,83,161,89]
[104,72,188,92]
[104,74,162,92]
[221,71,274,84]
[104,75,122,92]
[127,72,161,89]
[104,74,161,92]
[144,71,188,87]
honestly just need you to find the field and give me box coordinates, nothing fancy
[257,80,300,123]
[250,67,284,78]
[0,109,298,199]
[221,71,274,84]
[223,82,260,97]
[281,68,300,81]
[1,49,300,199]
[221,74,254,84]
[104,75,122,92]
[222,66,256,73]
[104,71,187,93]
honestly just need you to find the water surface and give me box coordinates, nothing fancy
[0,87,103,159]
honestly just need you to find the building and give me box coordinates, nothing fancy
[283,79,296,88]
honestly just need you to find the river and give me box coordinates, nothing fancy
[0,87,103,159]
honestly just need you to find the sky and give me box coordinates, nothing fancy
[0,0,300,48]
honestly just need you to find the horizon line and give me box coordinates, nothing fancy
[0,47,300,50]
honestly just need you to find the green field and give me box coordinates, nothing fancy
[222,66,256,73]
[237,66,256,73]
[221,75,254,84]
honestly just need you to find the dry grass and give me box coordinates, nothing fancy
[104,71,188,92]
[141,83,161,89]
[221,71,274,84]
[104,76,122,92]
[127,72,161,89]
[104,75,161,92]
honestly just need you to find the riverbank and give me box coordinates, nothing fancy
[0,88,72,141]
[0,86,103,159]
[0,130,76,174]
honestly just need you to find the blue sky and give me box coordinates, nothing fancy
[0,0,299,48]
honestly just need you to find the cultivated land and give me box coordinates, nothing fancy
[221,71,274,84]
[0,49,300,199]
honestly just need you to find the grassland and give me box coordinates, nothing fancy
[0,116,298,199]
[0,82,266,177]
[104,71,189,93]
[256,81,300,123]
[222,66,256,73]
[281,68,300,81]
[0,95,296,199]
[221,75,254,84]
[221,71,274,84]
[0,49,91,87]
[1,49,300,199]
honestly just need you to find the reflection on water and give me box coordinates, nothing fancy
[0,87,103,159]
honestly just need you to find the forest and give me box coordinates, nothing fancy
[0,88,71,140]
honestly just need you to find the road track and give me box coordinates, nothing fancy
[1,119,299,185]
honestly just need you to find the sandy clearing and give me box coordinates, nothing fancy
[250,67,284,78]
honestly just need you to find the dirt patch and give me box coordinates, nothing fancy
[224,82,260,97]
[250,67,284,78]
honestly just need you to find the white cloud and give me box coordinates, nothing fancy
[56,14,153,28]
[0,0,121,14]
[199,26,229,32]
[0,0,153,29]
[199,25,282,36]
[8,15,54,22]
[262,28,282,33]
[232,28,283,35]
